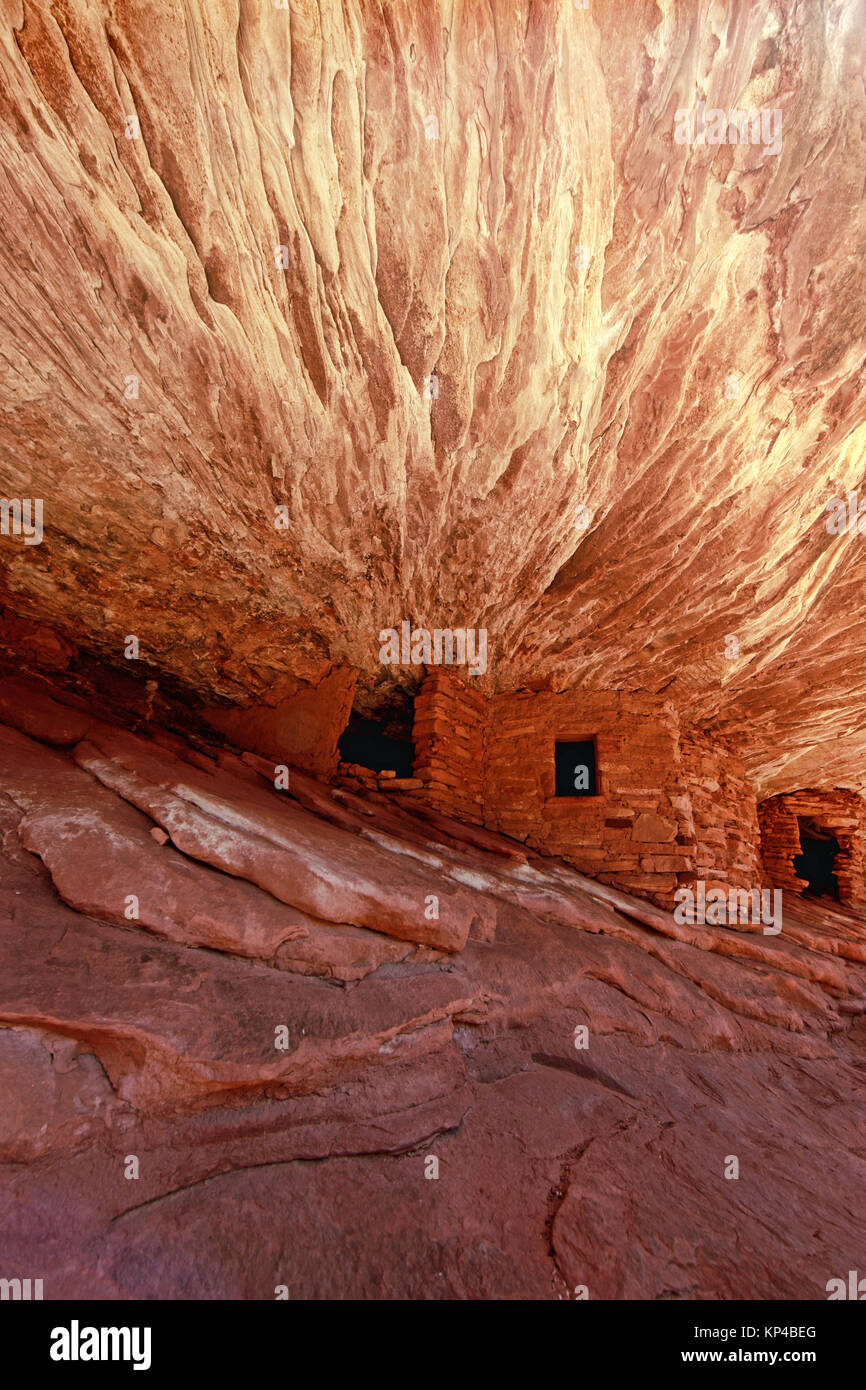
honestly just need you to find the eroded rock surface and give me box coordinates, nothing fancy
[0,3,865,794]
[2,680,866,1299]
[1,1,866,1297]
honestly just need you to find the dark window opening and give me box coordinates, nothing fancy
[338,713,414,778]
[793,819,840,899]
[555,739,598,797]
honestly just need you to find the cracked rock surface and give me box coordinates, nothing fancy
[2,678,866,1299]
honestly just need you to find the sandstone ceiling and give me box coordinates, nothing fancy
[1,0,865,796]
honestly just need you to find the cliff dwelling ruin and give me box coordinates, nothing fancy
[1,0,865,1328]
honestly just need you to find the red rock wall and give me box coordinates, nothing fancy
[481,690,695,909]
[678,730,764,895]
[399,679,769,913]
[205,666,358,778]
[758,789,866,907]
[410,669,486,824]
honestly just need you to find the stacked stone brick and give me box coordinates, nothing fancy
[407,669,485,824]
[678,729,764,894]
[336,762,425,794]
[758,789,866,908]
[333,670,866,916]
[479,689,694,909]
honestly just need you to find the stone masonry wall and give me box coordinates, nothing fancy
[481,690,696,909]
[678,729,764,895]
[758,789,866,907]
[391,675,769,914]
[408,669,485,824]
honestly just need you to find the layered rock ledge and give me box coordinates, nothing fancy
[1,677,865,1299]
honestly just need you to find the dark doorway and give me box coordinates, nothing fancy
[555,739,598,797]
[338,715,414,777]
[794,819,840,898]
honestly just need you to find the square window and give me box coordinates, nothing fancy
[555,739,597,796]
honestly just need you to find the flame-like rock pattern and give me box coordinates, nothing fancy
[1,2,865,794]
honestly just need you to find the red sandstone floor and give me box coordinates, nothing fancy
[1,681,865,1299]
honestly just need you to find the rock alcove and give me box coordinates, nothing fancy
[1,0,866,1305]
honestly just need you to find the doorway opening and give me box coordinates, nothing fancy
[793,818,841,899]
[337,711,414,778]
